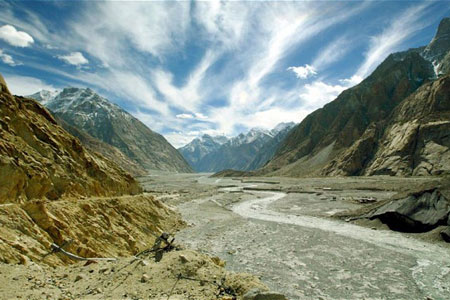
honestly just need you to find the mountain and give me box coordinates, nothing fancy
[260,18,450,177]
[29,87,192,173]
[54,116,147,177]
[179,122,295,172]
[247,122,295,170]
[0,74,141,203]
[178,134,228,168]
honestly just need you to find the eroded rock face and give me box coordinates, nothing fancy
[365,189,450,232]
[0,194,184,265]
[0,75,141,203]
[365,76,450,176]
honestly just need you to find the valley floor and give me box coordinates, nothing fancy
[2,174,449,300]
[141,174,450,300]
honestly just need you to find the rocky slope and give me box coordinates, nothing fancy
[0,194,183,266]
[29,87,192,173]
[0,74,141,204]
[261,18,450,177]
[180,123,295,172]
[247,122,295,170]
[54,116,147,177]
[324,75,450,176]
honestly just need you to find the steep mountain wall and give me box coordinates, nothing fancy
[261,18,449,177]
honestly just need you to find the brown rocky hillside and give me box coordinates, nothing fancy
[0,74,141,204]
[260,18,449,177]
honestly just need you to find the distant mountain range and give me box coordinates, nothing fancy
[178,122,295,172]
[29,87,192,175]
[257,17,450,177]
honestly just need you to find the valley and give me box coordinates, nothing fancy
[1,4,450,300]
[142,174,450,300]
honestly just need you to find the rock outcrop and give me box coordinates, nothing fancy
[324,75,450,176]
[365,188,450,232]
[0,74,141,204]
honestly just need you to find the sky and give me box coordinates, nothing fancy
[0,1,449,148]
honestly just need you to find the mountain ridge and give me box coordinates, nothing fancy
[179,122,295,172]
[29,87,192,174]
[257,17,450,177]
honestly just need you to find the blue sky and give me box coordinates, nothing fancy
[0,1,449,147]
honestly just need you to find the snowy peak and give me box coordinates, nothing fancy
[422,17,450,76]
[28,89,59,105]
[178,122,296,172]
[271,122,296,135]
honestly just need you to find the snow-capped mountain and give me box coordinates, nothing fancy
[29,87,192,173]
[178,134,228,166]
[28,89,59,105]
[178,123,296,172]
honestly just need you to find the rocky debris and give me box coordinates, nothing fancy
[140,274,149,283]
[243,288,287,300]
[0,194,185,265]
[365,188,450,233]
[0,74,141,204]
[354,196,377,204]
[0,249,271,300]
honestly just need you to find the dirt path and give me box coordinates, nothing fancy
[175,177,450,300]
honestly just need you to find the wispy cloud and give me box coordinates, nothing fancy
[0,49,20,66]
[0,1,446,148]
[356,3,433,78]
[312,35,354,70]
[57,51,88,66]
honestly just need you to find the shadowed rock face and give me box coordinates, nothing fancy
[323,75,450,176]
[0,74,141,203]
[366,189,450,233]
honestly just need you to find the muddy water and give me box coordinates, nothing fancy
[165,176,450,300]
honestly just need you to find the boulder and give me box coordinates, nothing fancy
[365,189,450,232]
[441,227,450,243]
[243,288,287,300]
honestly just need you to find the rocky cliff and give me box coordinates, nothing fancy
[54,116,147,177]
[30,87,192,173]
[0,74,141,204]
[262,18,450,177]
